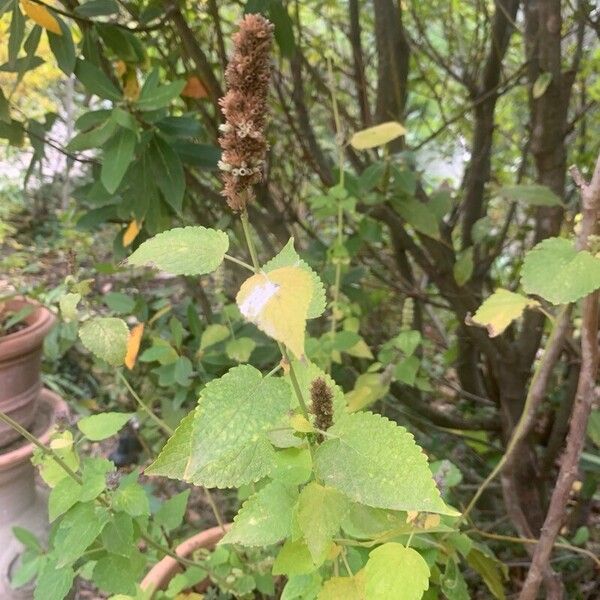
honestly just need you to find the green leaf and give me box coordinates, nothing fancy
[221,481,298,546]
[466,548,507,600]
[263,238,326,319]
[75,0,119,17]
[200,323,230,351]
[92,550,145,595]
[469,289,539,337]
[135,80,185,111]
[154,489,190,532]
[364,543,429,600]
[13,527,42,552]
[101,512,134,557]
[101,127,137,193]
[0,55,44,73]
[225,337,256,362]
[67,117,118,151]
[395,355,420,386]
[77,412,134,441]
[453,247,474,286]
[58,292,80,321]
[393,196,440,239]
[350,121,406,150]
[127,226,229,276]
[282,573,322,600]
[0,87,9,122]
[273,539,316,577]
[497,184,561,207]
[34,560,75,600]
[75,58,121,101]
[271,447,312,485]
[184,365,292,488]
[47,17,76,75]
[104,291,135,313]
[587,410,600,447]
[78,317,128,366]
[532,72,552,99]
[53,503,109,567]
[314,412,458,515]
[172,140,221,168]
[112,471,150,517]
[318,573,365,600]
[295,482,349,565]
[48,474,80,522]
[145,411,195,480]
[394,330,421,356]
[148,135,185,212]
[269,0,295,57]
[521,237,600,304]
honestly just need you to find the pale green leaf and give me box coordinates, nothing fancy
[79,317,128,366]
[469,289,539,337]
[394,330,421,356]
[145,411,195,480]
[587,410,600,447]
[318,573,365,600]
[59,292,80,321]
[263,238,326,319]
[532,72,552,99]
[48,476,81,522]
[221,481,298,546]
[364,543,429,600]
[521,237,600,304]
[112,472,150,517]
[226,337,256,362]
[101,512,134,557]
[273,539,316,576]
[453,247,473,286]
[34,561,75,600]
[154,489,190,532]
[395,355,420,386]
[184,365,292,488]
[127,226,229,276]
[199,323,230,351]
[77,412,134,441]
[295,482,349,564]
[314,412,458,515]
[350,121,406,149]
[498,184,561,207]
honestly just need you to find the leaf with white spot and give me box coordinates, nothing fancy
[263,238,326,318]
[237,266,312,358]
[314,412,458,515]
[127,226,229,275]
[521,237,600,304]
[468,289,539,337]
[221,481,298,546]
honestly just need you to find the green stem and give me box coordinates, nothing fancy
[119,372,173,436]
[224,253,255,272]
[240,210,260,271]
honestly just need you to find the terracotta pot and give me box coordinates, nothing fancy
[0,388,69,599]
[0,299,55,448]
[141,524,230,597]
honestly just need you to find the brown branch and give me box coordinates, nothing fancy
[519,154,600,600]
[348,0,371,127]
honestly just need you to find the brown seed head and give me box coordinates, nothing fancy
[218,14,274,211]
[310,377,334,441]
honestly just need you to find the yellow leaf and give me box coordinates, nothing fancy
[349,121,406,150]
[236,266,312,359]
[123,68,140,101]
[124,323,144,370]
[345,372,389,412]
[290,413,314,433]
[21,0,62,35]
[123,219,142,247]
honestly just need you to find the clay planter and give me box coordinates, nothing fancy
[0,299,55,447]
[0,389,69,599]
[141,524,230,597]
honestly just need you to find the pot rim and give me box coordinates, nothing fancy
[140,524,230,595]
[0,298,56,362]
[0,388,67,469]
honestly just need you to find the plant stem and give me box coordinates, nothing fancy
[240,210,260,271]
[119,372,174,436]
[0,408,83,484]
[224,253,255,272]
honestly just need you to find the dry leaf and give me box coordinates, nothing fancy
[21,0,62,35]
[123,219,142,247]
[181,75,208,99]
[124,323,144,370]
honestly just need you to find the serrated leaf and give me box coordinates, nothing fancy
[221,481,298,546]
[350,121,406,149]
[318,572,365,600]
[225,337,256,362]
[237,266,312,358]
[469,289,539,337]
[314,412,457,515]
[92,549,145,595]
[273,539,316,576]
[77,412,134,441]
[521,237,600,304]
[200,323,230,351]
[112,471,150,516]
[101,512,133,557]
[101,127,136,193]
[263,238,326,319]
[364,543,429,600]
[183,365,292,488]
[145,411,195,480]
[59,292,80,321]
[498,184,561,206]
[34,560,74,600]
[154,489,190,532]
[79,317,128,365]
[295,482,349,565]
[127,226,229,275]
[48,476,81,522]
